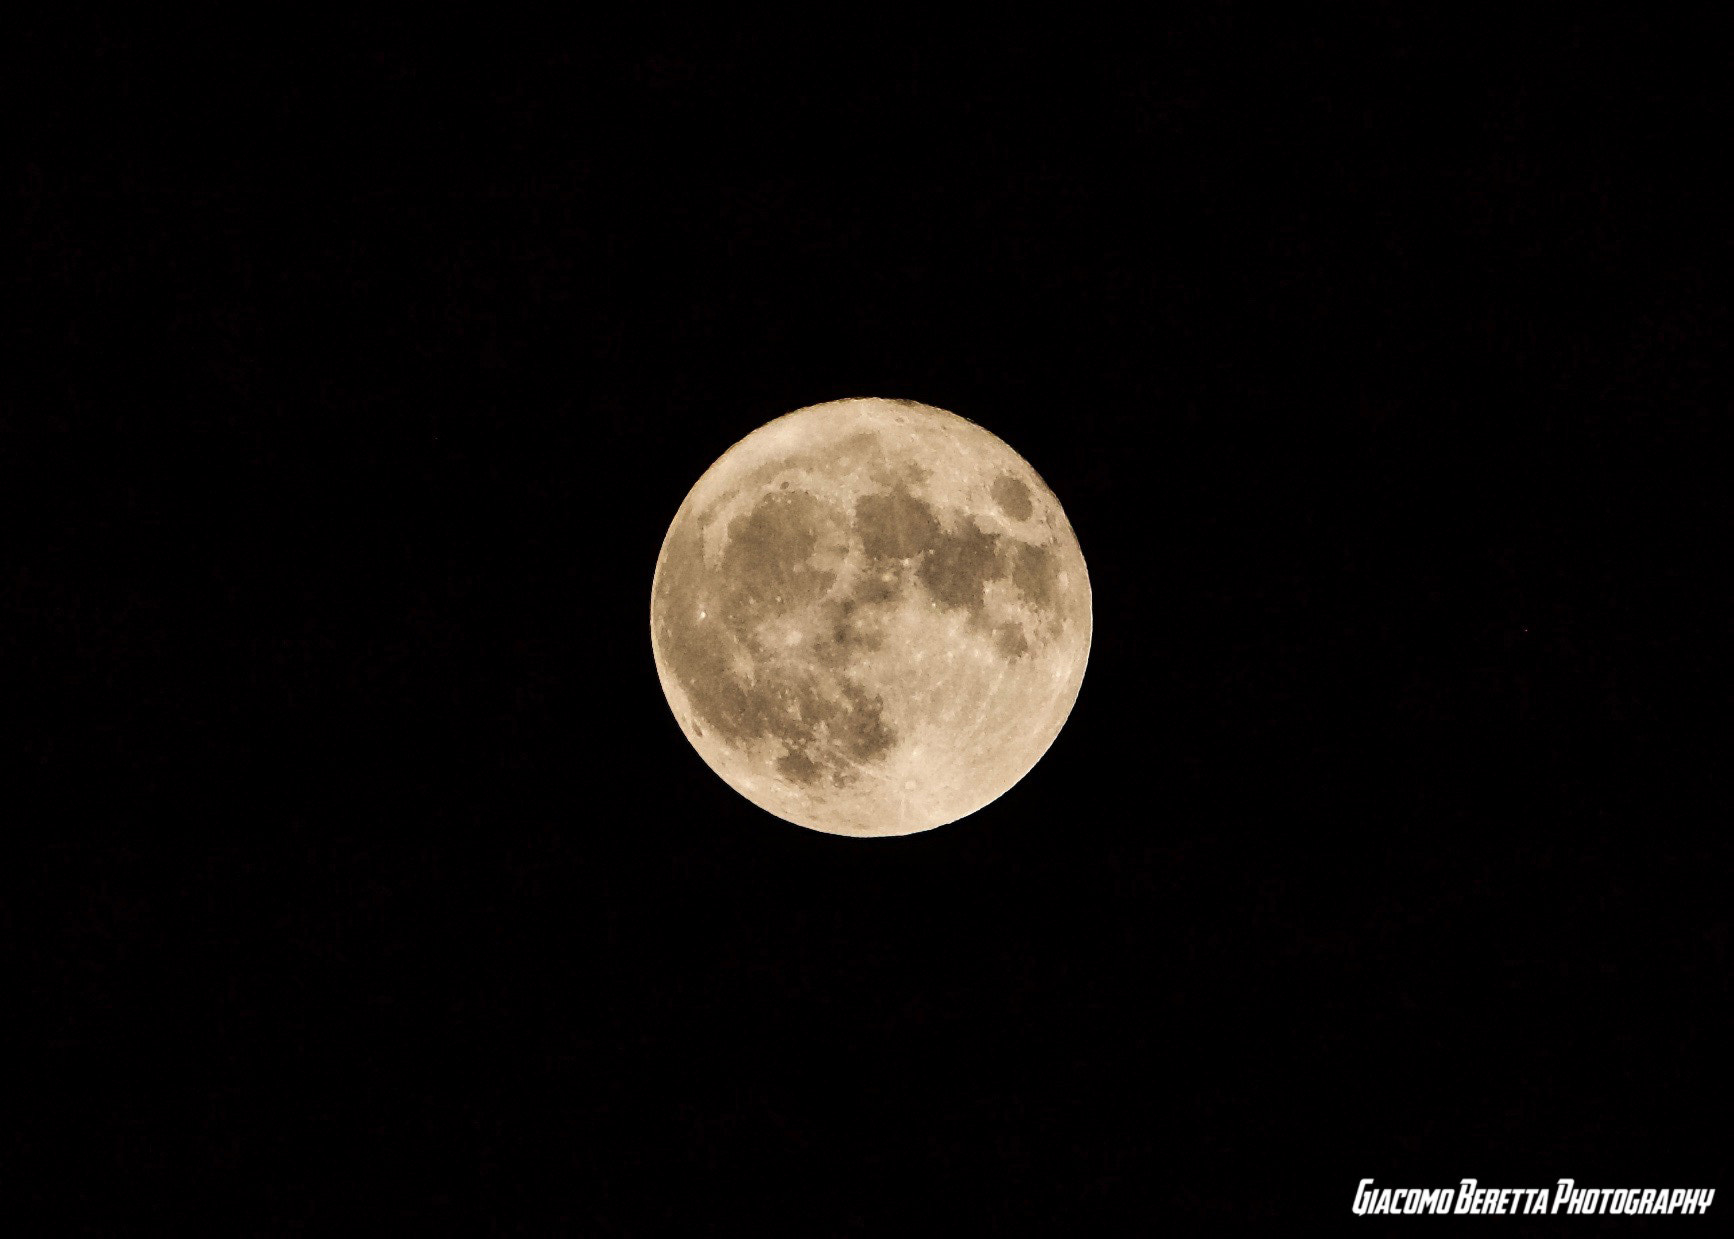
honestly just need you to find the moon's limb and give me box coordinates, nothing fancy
[650,397,1091,836]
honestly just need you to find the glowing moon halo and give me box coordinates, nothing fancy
[650,397,1091,836]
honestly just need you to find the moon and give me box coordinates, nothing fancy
[650,397,1091,836]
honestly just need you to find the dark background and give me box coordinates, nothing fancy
[9,8,1728,1233]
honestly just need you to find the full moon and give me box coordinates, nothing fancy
[650,397,1091,836]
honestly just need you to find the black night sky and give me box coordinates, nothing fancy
[11,9,1729,1232]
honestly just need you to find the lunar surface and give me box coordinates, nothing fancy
[650,397,1091,836]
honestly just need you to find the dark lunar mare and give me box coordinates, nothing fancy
[657,486,900,790]
[990,473,1033,521]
